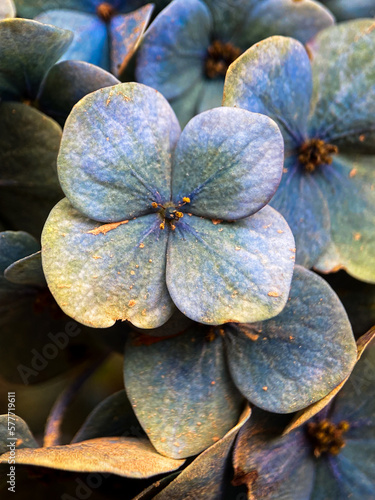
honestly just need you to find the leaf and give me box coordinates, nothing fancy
[0,102,63,237]
[124,326,244,458]
[225,266,357,413]
[57,82,180,222]
[283,327,375,434]
[42,199,174,329]
[0,18,72,100]
[171,107,284,220]
[152,406,251,500]
[0,437,185,478]
[167,206,295,325]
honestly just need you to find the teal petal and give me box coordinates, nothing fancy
[314,154,375,283]
[0,231,39,272]
[39,60,119,126]
[58,83,180,222]
[136,0,211,100]
[224,36,312,151]
[35,10,109,70]
[4,251,46,287]
[204,0,334,47]
[0,18,72,100]
[42,199,174,329]
[225,266,357,413]
[309,20,375,151]
[196,78,225,114]
[167,206,295,325]
[110,5,153,78]
[321,0,375,20]
[172,107,283,220]
[270,156,331,268]
[124,327,244,458]
[0,102,63,237]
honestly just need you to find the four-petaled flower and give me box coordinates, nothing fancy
[42,82,295,329]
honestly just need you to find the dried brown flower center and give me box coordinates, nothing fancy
[96,2,116,22]
[205,40,242,79]
[298,138,338,173]
[151,198,190,231]
[307,419,350,458]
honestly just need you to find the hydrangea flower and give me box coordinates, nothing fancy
[231,331,375,499]
[124,265,356,458]
[320,0,375,20]
[32,2,155,77]
[136,0,334,126]
[42,82,295,329]
[223,20,375,282]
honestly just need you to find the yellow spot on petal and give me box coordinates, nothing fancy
[235,246,241,251]
[151,202,158,208]
[349,168,357,178]
[88,220,129,235]
[277,229,284,234]
[183,197,190,203]
[130,270,135,275]
[359,134,365,142]
[57,284,72,288]
[262,386,268,391]
[211,381,216,385]
[160,222,165,230]
[268,291,279,297]
[92,255,102,260]
[353,232,361,241]
[283,168,288,173]
[142,309,147,316]
[212,219,223,225]
[139,242,144,248]
[128,300,136,307]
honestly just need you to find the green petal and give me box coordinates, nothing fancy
[39,60,119,126]
[58,83,180,222]
[0,102,63,237]
[4,251,46,287]
[314,154,375,283]
[124,327,244,458]
[42,198,173,329]
[0,18,72,100]
[309,20,375,151]
[225,266,357,413]
[167,207,295,325]
[0,231,39,272]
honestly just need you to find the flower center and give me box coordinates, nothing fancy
[204,40,242,79]
[307,419,350,458]
[151,197,190,231]
[298,138,338,173]
[96,2,116,22]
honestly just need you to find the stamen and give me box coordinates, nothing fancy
[298,138,338,173]
[307,419,350,458]
[96,2,116,22]
[205,40,242,79]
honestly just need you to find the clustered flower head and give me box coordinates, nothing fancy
[0,0,375,497]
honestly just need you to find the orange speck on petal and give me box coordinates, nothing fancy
[128,300,136,307]
[268,291,279,297]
